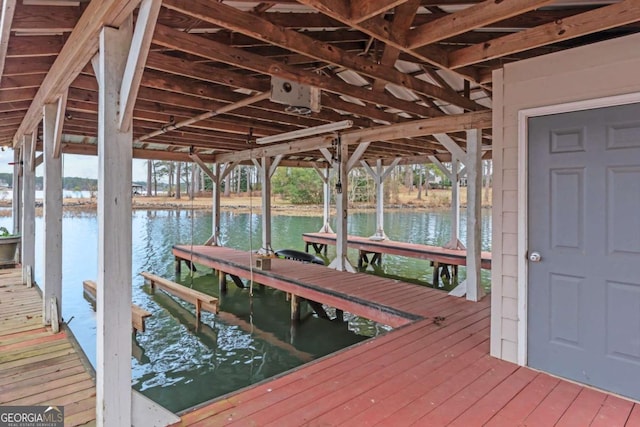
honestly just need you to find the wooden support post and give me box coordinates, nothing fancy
[218,270,227,294]
[362,158,400,241]
[195,300,201,328]
[12,148,21,238]
[210,163,221,245]
[465,129,484,302]
[313,164,334,233]
[328,138,354,272]
[174,257,181,274]
[96,23,134,427]
[21,134,35,287]
[257,156,274,255]
[449,156,461,249]
[42,102,63,326]
[291,294,301,322]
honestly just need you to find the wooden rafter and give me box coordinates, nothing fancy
[161,0,482,111]
[118,0,161,132]
[12,0,142,147]
[406,0,553,49]
[152,24,438,118]
[372,0,420,92]
[350,0,408,24]
[0,0,17,87]
[449,0,640,68]
[296,0,478,82]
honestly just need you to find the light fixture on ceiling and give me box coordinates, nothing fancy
[256,120,353,145]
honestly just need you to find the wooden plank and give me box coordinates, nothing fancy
[625,404,640,425]
[590,395,635,427]
[0,341,72,364]
[189,308,491,424]
[6,378,95,406]
[258,324,491,426]
[447,367,538,426]
[448,0,640,68]
[555,388,608,426]
[407,0,552,48]
[83,279,151,332]
[484,373,560,426]
[0,331,65,352]
[0,346,76,371]
[0,357,82,387]
[141,272,218,315]
[341,340,489,425]
[12,0,142,145]
[0,0,17,88]
[523,380,583,425]
[0,369,87,402]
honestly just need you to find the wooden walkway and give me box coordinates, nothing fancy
[0,268,96,426]
[172,245,640,426]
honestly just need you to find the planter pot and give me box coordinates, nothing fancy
[0,236,20,266]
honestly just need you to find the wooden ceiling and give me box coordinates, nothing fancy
[0,0,638,166]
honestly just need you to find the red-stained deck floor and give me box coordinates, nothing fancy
[172,246,640,426]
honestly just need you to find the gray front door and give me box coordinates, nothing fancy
[528,102,640,400]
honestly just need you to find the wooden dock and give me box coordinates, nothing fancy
[172,245,639,426]
[172,245,467,327]
[303,232,491,286]
[0,268,96,426]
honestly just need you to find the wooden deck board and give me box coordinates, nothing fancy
[0,268,96,425]
[173,246,639,427]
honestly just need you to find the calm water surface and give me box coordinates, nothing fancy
[0,208,491,412]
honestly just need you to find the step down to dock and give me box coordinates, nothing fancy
[141,272,218,325]
[83,280,152,333]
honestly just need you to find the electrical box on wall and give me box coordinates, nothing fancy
[270,77,320,115]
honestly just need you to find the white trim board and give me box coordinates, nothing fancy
[516,92,640,366]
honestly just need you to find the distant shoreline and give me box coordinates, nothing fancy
[0,188,492,217]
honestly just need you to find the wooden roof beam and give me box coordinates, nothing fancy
[12,0,143,147]
[449,0,640,68]
[372,0,420,92]
[214,110,491,163]
[407,0,553,49]
[161,0,481,111]
[118,0,161,132]
[0,0,16,87]
[296,0,479,82]
[152,24,437,118]
[350,0,408,24]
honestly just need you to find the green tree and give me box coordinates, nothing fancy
[272,167,322,204]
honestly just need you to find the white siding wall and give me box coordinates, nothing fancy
[491,33,640,363]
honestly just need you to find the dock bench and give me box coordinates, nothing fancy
[82,280,152,333]
[141,272,218,324]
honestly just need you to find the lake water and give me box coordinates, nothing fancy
[0,208,491,413]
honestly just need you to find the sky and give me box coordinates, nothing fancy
[0,148,150,182]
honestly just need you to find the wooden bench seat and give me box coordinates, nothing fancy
[82,280,152,333]
[140,272,218,324]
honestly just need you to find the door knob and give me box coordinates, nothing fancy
[529,251,541,262]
